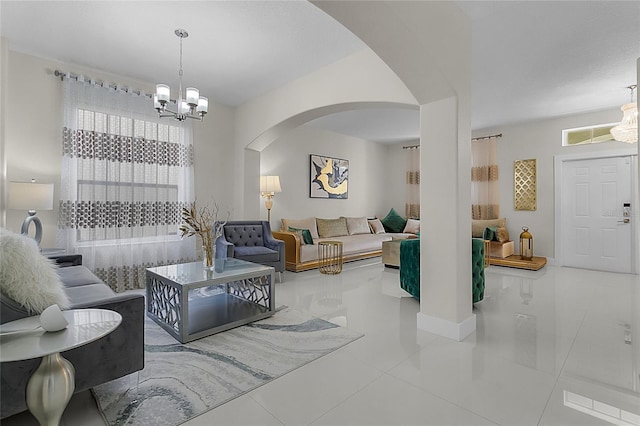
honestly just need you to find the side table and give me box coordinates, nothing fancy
[0,309,122,426]
[318,241,343,274]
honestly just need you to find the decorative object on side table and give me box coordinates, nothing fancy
[179,201,229,268]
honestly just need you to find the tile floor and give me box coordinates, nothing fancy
[5,259,640,426]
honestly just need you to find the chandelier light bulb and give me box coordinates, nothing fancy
[156,84,170,103]
[179,100,190,115]
[197,97,208,114]
[186,87,199,106]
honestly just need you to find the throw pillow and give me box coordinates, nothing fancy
[344,217,371,235]
[316,218,349,238]
[380,208,407,233]
[496,227,510,243]
[288,227,314,245]
[403,218,420,234]
[0,228,69,314]
[281,217,319,240]
[482,226,497,241]
[471,218,507,238]
[368,218,386,234]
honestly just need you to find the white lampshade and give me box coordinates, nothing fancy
[260,176,282,193]
[8,181,54,211]
[178,100,190,114]
[186,87,199,106]
[610,102,638,143]
[197,96,208,113]
[153,93,161,109]
[156,84,170,102]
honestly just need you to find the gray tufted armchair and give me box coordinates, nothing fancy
[217,220,285,282]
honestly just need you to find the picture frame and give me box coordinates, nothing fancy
[309,154,349,199]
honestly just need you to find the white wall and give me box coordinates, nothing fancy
[474,108,634,258]
[1,49,236,247]
[260,125,406,230]
[192,102,236,212]
[235,48,417,219]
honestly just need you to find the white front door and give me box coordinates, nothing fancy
[562,156,633,273]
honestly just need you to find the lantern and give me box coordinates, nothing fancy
[519,226,533,261]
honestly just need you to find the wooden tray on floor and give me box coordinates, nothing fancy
[489,255,547,271]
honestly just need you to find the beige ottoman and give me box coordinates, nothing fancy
[489,240,515,259]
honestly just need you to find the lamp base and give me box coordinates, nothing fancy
[264,197,274,222]
[21,211,43,246]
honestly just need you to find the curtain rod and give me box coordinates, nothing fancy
[54,69,153,99]
[471,133,502,141]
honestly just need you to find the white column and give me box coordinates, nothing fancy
[418,96,475,341]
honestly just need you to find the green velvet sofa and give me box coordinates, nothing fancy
[399,238,485,303]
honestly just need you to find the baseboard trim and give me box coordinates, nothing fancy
[416,312,476,341]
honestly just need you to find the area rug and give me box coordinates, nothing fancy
[92,307,363,426]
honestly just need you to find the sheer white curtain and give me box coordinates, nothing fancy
[405,146,420,218]
[58,78,196,292]
[471,136,499,219]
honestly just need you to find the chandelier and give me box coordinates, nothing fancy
[154,29,208,121]
[610,84,637,143]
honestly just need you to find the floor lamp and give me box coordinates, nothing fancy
[260,176,282,222]
[8,180,54,246]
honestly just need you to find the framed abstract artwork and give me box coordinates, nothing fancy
[309,154,349,199]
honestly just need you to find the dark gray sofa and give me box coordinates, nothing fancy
[0,257,145,419]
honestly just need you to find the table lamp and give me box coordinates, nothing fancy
[8,179,54,246]
[260,176,282,222]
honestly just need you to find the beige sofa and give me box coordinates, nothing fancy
[273,217,416,272]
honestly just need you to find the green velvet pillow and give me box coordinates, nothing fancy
[380,208,407,233]
[288,227,314,245]
[482,226,497,241]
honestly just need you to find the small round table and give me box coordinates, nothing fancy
[318,241,344,274]
[0,309,122,426]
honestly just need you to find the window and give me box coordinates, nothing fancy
[562,123,617,146]
[62,108,192,242]
[59,78,195,292]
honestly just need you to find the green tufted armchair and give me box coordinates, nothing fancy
[399,238,485,303]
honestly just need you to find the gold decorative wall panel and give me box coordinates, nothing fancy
[514,159,537,211]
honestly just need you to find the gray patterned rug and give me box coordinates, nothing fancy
[92,307,363,426]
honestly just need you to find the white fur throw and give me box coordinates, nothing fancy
[0,228,69,314]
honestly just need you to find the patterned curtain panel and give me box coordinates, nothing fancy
[471,136,499,219]
[405,146,420,219]
[58,78,196,292]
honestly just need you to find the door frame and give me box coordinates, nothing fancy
[554,148,639,274]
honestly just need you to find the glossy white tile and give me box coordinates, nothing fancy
[249,349,382,425]
[312,373,498,426]
[2,262,638,426]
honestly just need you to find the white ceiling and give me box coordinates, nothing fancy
[1,1,638,144]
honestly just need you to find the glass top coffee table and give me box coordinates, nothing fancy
[146,259,274,343]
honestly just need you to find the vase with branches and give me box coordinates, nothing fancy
[179,201,230,268]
